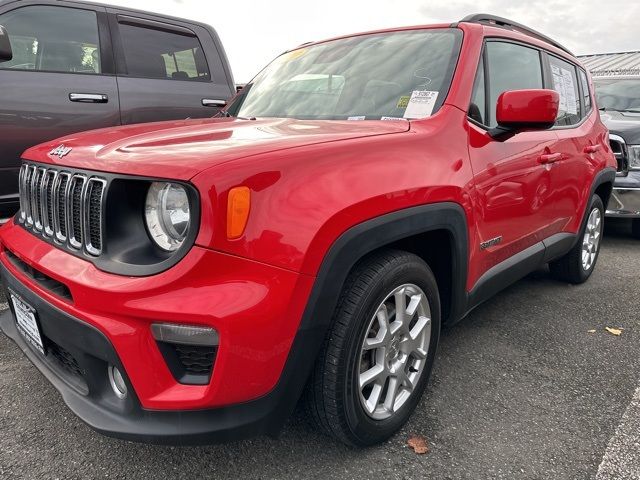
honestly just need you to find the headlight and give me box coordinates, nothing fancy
[628,146,640,170]
[145,182,191,252]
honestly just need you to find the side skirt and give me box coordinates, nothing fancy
[464,232,577,316]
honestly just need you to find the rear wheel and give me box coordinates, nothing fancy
[632,219,640,239]
[305,250,441,446]
[550,195,604,284]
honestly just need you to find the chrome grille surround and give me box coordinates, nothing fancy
[609,134,628,176]
[18,163,106,257]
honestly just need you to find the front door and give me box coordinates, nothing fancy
[467,40,562,286]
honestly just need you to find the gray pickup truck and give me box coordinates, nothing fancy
[595,76,640,238]
[0,0,235,221]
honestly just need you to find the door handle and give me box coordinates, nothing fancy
[538,153,563,164]
[584,145,601,154]
[69,93,108,103]
[202,98,226,107]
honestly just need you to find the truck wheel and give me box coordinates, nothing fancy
[550,195,604,284]
[632,219,640,239]
[305,250,441,446]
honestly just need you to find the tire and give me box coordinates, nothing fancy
[550,194,604,284]
[632,219,640,240]
[305,250,441,446]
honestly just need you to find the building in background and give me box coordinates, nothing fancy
[579,51,640,77]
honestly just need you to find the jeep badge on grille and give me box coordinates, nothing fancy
[49,145,72,159]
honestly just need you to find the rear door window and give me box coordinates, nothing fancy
[118,22,210,81]
[548,55,581,126]
[485,41,543,128]
[0,5,101,74]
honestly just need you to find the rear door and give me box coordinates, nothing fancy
[467,40,561,284]
[543,54,596,231]
[0,2,119,219]
[106,11,235,124]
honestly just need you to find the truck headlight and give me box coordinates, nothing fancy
[629,146,640,170]
[145,182,191,252]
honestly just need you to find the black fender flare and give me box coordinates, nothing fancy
[263,202,469,434]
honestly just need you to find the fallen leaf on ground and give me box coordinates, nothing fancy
[407,435,429,454]
[605,327,622,336]
[587,329,596,333]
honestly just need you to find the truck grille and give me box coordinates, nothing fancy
[18,163,107,256]
[609,134,628,175]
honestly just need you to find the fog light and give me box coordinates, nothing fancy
[108,365,127,399]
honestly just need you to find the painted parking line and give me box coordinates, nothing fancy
[596,385,640,480]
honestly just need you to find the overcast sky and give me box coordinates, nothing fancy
[99,0,640,82]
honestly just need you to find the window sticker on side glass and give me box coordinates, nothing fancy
[403,90,439,119]
[551,65,578,115]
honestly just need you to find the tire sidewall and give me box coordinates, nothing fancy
[341,258,441,445]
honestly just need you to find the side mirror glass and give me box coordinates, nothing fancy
[491,89,559,138]
[0,25,12,62]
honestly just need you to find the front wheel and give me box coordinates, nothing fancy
[305,250,441,446]
[550,195,604,284]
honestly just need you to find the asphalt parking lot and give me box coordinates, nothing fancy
[0,220,639,480]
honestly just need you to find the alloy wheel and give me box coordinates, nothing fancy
[582,207,602,271]
[357,284,431,420]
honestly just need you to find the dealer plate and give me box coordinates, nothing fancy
[9,290,45,355]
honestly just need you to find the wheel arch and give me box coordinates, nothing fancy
[261,202,469,435]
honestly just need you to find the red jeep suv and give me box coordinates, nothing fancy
[0,15,617,446]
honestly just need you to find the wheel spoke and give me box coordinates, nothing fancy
[359,364,385,388]
[383,376,400,412]
[394,289,407,325]
[365,382,384,414]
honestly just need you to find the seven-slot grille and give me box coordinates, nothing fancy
[18,163,107,256]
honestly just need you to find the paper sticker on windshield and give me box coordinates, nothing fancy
[403,90,439,119]
[381,116,405,121]
[396,96,410,109]
[348,116,366,121]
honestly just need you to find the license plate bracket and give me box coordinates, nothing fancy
[9,289,45,355]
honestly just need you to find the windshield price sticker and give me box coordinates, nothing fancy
[403,90,439,119]
[347,116,366,121]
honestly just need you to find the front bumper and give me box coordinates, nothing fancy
[0,220,319,443]
[607,172,640,218]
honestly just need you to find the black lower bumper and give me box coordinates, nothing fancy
[0,262,315,445]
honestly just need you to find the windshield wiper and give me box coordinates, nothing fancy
[212,111,256,120]
[622,109,640,113]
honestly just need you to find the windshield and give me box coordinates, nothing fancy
[227,29,462,121]
[594,78,640,112]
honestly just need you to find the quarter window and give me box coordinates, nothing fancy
[0,6,101,74]
[118,22,210,81]
[485,42,543,128]
[469,58,486,125]
[579,69,592,113]
[548,56,581,126]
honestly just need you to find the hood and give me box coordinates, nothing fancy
[600,110,640,145]
[23,117,410,180]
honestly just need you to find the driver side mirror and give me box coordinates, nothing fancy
[490,89,559,138]
[0,25,12,62]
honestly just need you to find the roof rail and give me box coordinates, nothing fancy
[460,14,574,57]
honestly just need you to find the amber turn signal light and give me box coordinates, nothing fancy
[227,186,251,239]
